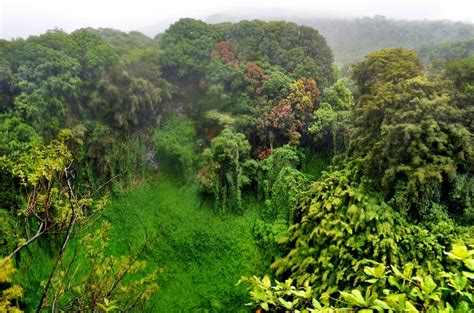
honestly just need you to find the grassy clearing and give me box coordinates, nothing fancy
[103,176,268,312]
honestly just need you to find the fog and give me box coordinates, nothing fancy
[1,0,473,39]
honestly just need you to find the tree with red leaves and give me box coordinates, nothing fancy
[210,41,239,67]
[264,77,320,147]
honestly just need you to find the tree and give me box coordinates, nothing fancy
[264,77,320,147]
[88,67,165,131]
[197,128,252,213]
[160,18,218,85]
[271,167,459,295]
[221,20,335,88]
[351,48,472,218]
[445,56,474,133]
[351,48,423,94]
[309,79,354,153]
[44,222,158,312]
[8,41,82,137]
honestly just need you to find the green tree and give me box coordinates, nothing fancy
[271,167,459,295]
[351,48,423,94]
[351,49,472,218]
[197,128,252,213]
[160,18,218,85]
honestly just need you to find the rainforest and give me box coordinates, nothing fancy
[0,10,473,313]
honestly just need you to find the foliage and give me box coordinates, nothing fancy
[309,79,354,153]
[264,77,320,147]
[0,257,23,312]
[153,114,197,176]
[241,243,474,311]
[198,128,252,213]
[259,145,302,193]
[351,49,472,218]
[262,69,293,101]
[222,20,335,88]
[0,135,81,235]
[102,179,266,311]
[44,222,158,312]
[444,55,474,133]
[351,48,423,94]
[160,18,218,84]
[0,112,40,157]
[1,17,473,313]
[271,166,460,294]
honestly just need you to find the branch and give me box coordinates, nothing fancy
[36,166,79,312]
[4,221,45,262]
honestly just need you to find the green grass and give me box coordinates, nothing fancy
[103,175,268,312]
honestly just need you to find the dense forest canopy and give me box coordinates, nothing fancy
[207,14,474,66]
[0,15,473,312]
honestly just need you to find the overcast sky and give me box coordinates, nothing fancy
[1,0,473,39]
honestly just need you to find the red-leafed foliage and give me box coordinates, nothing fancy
[263,77,320,146]
[244,62,269,96]
[210,41,239,67]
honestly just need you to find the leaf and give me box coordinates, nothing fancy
[462,258,474,271]
[312,298,322,309]
[371,299,391,310]
[404,300,419,313]
[262,275,271,289]
[374,263,385,278]
[351,289,367,306]
[279,297,293,309]
[391,265,403,277]
[364,266,375,277]
[340,289,367,307]
[422,275,437,293]
[462,271,474,280]
[445,244,471,260]
[449,273,467,291]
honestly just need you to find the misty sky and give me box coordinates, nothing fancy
[1,0,474,39]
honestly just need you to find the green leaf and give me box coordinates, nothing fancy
[462,271,474,279]
[342,289,368,307]
[279,297,293,309]
[445,244,471,260]
[374,263,385,278]
[422,275,437,293]
[312,298,322,309]
[262,275,271,289]
[371,299,391,310]
[405,300,419,313]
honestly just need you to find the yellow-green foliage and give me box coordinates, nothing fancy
[241,243,474,312]
[351,48,423,94]
[272,166,459,294]
[0,258,23,312]
[351,48,472,217]
[44,222,158,312]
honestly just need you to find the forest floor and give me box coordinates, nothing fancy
[17,153,329,311]
[103,176,268,312]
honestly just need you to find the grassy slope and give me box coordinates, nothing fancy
[16,153,329,311]
[103,176,268,312]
